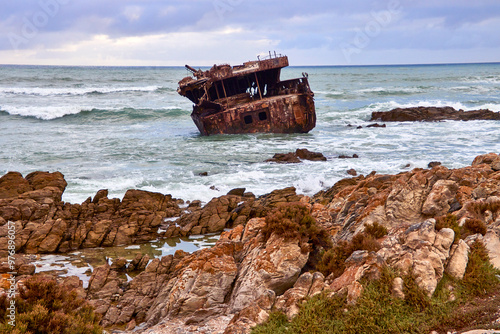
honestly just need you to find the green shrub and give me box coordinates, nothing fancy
[252,268,439,334]
[254,229,500,334]
[0,275,103,334]
[461,239,500,296]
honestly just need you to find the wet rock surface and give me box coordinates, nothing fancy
[371,106,500,122]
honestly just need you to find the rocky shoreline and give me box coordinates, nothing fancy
[2,153,500,333]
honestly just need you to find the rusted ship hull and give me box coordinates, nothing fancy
[177,54,316,136]
[191,93,316,136]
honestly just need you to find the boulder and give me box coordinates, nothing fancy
[0,172,32,199]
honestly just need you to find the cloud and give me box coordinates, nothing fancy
[0,0,499,65]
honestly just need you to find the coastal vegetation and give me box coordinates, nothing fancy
[253,240,500,334]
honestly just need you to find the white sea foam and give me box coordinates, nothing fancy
[2,105,86,120]
[356,87,424,94]
[0,85,162,97]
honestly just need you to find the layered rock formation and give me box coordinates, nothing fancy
[0,171,183,254]
[1,152,500,333]
[371,106,500,122]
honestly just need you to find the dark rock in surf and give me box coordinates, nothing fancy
[370,106,500,122]
[266,149,327,163]
[428,161,442,168]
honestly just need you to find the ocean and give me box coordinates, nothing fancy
[1,63,500,204]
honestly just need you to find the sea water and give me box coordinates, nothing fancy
[1,63,500,204]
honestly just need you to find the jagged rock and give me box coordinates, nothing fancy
[327,251,385,298]
[371,106,500,122]
[421,180,459,216]
[227,231,309,313]
[168,194,250,237]
[378,220,456,296]
[127,253,150,272]
[110,257,128,271]
[0,172,182,253]
[483,231,500,270]
[224,290,276,334]
[274,271,325,319]
[472,152,500,171]
[227,188,246,196]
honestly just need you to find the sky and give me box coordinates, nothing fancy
[0,0,499,66]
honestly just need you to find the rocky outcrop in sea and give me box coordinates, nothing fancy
[1,153,500,333]
[371,106,500,122]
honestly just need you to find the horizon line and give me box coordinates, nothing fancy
[1,61,499,68]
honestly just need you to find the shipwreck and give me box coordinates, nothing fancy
[177,53,316,136]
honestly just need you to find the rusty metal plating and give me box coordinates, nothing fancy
[177,53,316,136]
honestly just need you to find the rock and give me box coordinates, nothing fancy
[338,154,359,159]
[446,240,470,280]
[0,172,183,253]
[328,251,385,296]
[483,231,500,270]
[227,232,309,313]
[265,149,326,163]
[171,193,249,237]
[295,149,327,161]
[421,180,459,216]
[472,153,500,171]
[227,188,246,196]
[266,152,301,164]
[25,171,67,194]
[0,172,32,199]
[92,189,108,203]
[110,257,128,271]
[370,106,500,122]
[274,272,315,319]
[428,161,442,168]
[347,169,357,176]
[392,277,405,299]
[366,123,386,128]
[199,172,209,176]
